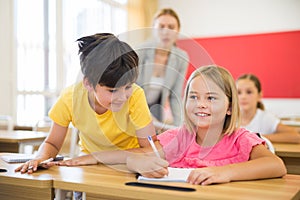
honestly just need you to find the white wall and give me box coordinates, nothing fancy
[0,0,15,117]
[158,0,300,118]
[159,0,300,37]
[263,99,300,118]
[0,0,299,119]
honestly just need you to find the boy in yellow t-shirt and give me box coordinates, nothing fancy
[16,33,157,173]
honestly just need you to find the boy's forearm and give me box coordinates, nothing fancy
[91,149,144,164]
[35,141,60,160]
[91,144,162,165]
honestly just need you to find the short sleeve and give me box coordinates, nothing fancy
[128,84,152,130]
[243,109,280,134]
[157,129,179,146]
[158,127,195,164]
[48,86,73,127]
[235,129,266,161]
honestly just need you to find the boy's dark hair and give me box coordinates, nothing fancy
[77,33,139,88]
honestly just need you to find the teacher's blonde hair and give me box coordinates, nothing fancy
[183,65,240,134]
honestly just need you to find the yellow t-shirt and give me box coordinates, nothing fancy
[49,82,152,154]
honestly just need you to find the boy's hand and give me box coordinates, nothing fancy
[15,158,50,174]
[51,154,98,166]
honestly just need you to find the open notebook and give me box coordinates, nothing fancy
[138,167,193,182]
[1,154,64,163]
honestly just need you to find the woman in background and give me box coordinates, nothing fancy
[236,74,300,144]
[136,8,189,132]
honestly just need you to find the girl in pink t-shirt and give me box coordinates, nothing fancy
[127,65,286,185]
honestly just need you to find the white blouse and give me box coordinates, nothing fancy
[241,109,280,134]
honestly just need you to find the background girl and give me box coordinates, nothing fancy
[236,74,300,144]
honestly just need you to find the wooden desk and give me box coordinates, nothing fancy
[281,119,300,126]
[0,130,48,153]
[1,157,300,200]
[51,164,300,200]
[274,143,300,175]
[281,120,300,133]
[0,157,53,200]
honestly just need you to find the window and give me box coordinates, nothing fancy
[15,0,128,125]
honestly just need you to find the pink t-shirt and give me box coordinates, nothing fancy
[157,127,264,168]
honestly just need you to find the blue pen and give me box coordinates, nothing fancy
[147,136,160,158]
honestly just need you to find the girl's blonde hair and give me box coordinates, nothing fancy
[183,65,240,134]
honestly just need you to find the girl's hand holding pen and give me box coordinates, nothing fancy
[126,154,169,178]
[125,135,169,178]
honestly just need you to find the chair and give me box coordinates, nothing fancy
[0,115,13,132]
[33,116,52,132]
[261,135,275,153]
[256,133,275,153]
[59,125,80,158]
[33,117,80,158]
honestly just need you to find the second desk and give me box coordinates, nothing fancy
[274,142,300,175]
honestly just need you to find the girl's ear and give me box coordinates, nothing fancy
[83,78,94,92]
[258,91,263,101]
[226,107,232,115]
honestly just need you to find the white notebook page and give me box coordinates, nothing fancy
[138,167,193,182]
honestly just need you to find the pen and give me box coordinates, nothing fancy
[147,136,160,158]
[27,158,54,171]
[39,158,54,165]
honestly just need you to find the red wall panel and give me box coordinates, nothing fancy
[178,30,300,98]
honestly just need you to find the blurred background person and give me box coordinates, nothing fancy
[136,8,189,133]
[236,74,300,144]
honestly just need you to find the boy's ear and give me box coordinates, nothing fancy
[83,78,94,92]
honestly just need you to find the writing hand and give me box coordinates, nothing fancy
[126,154,169,178]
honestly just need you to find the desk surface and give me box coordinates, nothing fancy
[1,156,300,200]
[0,130,48,153]
[282,120,300,127]
[0,158,53,200]
[273,143,300,175]
[0,156,52,187]
[273,143,300,157]
[0,130,48,143]
[51,164,300,200]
